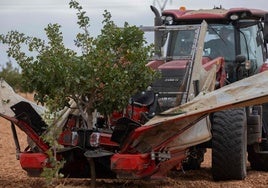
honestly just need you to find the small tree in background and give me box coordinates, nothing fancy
[0,61,23,92]
[0,0,156,127]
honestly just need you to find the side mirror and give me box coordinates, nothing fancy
[263,13,268,42]
[235,54,246,64]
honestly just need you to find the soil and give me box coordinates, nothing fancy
[1,94,268,187]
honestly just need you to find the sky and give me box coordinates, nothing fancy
[0,0,268,67]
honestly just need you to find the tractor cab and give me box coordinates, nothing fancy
[159,7,268,81]
[137,7,268,118]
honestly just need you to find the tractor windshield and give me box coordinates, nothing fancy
[166,28,198,59]
[202,22,266,82]
[204,25,236,62]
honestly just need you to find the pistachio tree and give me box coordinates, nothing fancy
[0,0,156,128]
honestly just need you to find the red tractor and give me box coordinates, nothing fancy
[1,6,268,183]
[147,6,268,180]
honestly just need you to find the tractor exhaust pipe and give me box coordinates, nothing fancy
[150,5,161,25]
[150,5,162,57]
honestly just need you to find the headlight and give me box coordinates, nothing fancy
[165,16,174,25]
[230,14,239,20]
[161,15,173,25]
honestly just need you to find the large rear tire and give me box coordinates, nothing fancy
[212,108,247,180]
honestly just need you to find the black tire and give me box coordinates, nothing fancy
[212,108,247,180]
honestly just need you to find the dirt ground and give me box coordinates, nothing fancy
[1,94,268,187]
